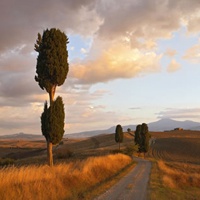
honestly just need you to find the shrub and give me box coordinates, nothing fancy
[123,144,138,156]
[0,158,15,166]
[55,148,73,159]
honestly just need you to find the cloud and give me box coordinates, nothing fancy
[70,42,162,84]
[0,0,102,53]
[96,0,181,41]
[157,108,200,120]
[183,42,200,63]
[1,0,200,134]
[167,59,181,73]
[185,8,200,34]
[62,87,132,133]
[0,103,42,133]
[164,48,177,57]
[130,107,141,110]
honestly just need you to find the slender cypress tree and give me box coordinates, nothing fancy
[41,96,65,165]
[135,123,150,157]
[141,123,150,153]
[35,28,69,166]
[134,124,142,146]
[35,28,69,104]
[115,124,123,150]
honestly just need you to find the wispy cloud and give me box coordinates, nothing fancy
[157,108,200,119]
[130,107,141,110]
[183,42,200,63]
[165,48,177,57]
[167,59,181,73]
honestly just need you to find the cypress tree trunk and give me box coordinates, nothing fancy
[47,141,53,166]
[49,86,56,105]
[47,86,56,167]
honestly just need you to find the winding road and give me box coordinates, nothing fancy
[94,157,151,200]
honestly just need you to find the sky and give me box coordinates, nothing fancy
[1,0,200,135]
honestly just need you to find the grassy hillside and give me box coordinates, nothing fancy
[0,132,136,199]
[0,154,133,200]
[148,130,200,200]
[1,130,199,199]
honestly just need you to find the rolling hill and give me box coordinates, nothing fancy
[1,118,200,139]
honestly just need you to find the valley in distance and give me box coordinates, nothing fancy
[1,118,200,139]
[0,118,200,200]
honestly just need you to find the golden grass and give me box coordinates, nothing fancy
[148,131,200,199]
[158,160,200,188]
[149,161,200,200]
[0,153,132,200]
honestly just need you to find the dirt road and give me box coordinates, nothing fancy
[94,157,151,200]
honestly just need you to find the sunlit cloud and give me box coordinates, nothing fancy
[183,42,200,63]
[164,48,177,57]
[71,42,162,84]
[167,59,181,73]
[1,0,200,135]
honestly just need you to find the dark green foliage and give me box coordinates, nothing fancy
[41,96,65,145]
[141,123,150,153]
[134,123,150,153]
[49,96,65,144]
[0,158,15,166]
[115,124,123,150]
[134,125,142,145]
[41,101,49,141]
[115,124,123,143]
[123,144,138,156]
[35,28,69,93]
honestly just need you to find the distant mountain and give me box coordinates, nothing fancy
[148,118,200,131]
[1,118,200,139]
[0,132,43,140]
[65,129,109,138]
[66,118,200,138]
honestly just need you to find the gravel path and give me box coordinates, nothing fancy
[94,157,151,200]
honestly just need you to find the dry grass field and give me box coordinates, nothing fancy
[1,130,199,199]
[0,132,136,200]
[148,130,200,200]
[0,132,135,164]
[0,154,132,200]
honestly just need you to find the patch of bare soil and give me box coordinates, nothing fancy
[149,131,200,164]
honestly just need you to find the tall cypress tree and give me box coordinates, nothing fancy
[115,124,123,150]
[35,28,69,166]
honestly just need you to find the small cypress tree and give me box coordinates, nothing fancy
[41,96,65,166]
[134,124,142,146]
[141,123,149,153]
[135,123,150,157]
[115,124,123,150]
[49,96,65,145]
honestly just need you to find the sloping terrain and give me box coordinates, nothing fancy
[0,132,135,164]
[149,130,200,164]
